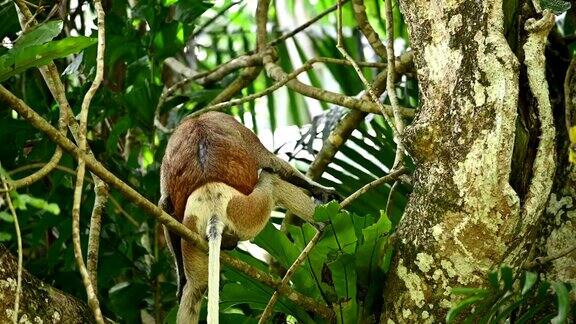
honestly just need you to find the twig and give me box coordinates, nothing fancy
[563,56,576,138]
[0,65,335,324]
[192,1,242,38]
[523,245,576,269]
[340,168,406,208]
[385,180,400,217]
[155,52,268,132]
[4,149,62,191]
[384,0,406,169]
[1,176,23,324]
[335,0,399,136]
[258,224,326,323]
[156,55,391,132]
[9,162,139,227]
[283,52,413,230]
[351,0,387,59]
[188,55,391,119]
[264,58,412,117]
[269,0,350,46]
[71,1,106,322]
[87,180,108,288]
[519,11,556,234]
[14,0,36,32]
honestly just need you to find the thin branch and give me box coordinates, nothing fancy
[1,177,23,324]
[523,244,576,269]
[336,0,399,135]
[263,59,412,117]
[4,98,68,192]
[564,56,576,137]
[351,0,387,59]
[259,224,326,323]
[0,82,334,322]
[384,0,406,169]
[157,54,392,133]
[71,1,106,322]
[87,180,108,288]
[192,1,242,38]
[188,55,392,119]
[283,52,413,230]
[155,52,269,132]
[385,180,400,217]
[9,163,139,227]
[14,0,36,32]
[306,51,414,181]
[340,168,406,208]
[4,147,62,191]
[269,0,350,46]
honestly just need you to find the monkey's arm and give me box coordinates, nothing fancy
[159,195,187,300]
[261,154,341,203]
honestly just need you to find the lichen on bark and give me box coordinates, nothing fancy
[381,0,525,321]
[0,245,93,323]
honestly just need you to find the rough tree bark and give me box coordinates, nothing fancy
[381,0,574,322]
[0,245,94,323]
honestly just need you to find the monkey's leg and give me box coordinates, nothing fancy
[226,173,275,240]
[177,232,208,324]
[158,195,187,299]
[261,154,340,203]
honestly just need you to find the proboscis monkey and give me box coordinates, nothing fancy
[159,111,337,324]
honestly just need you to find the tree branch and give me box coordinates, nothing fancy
[71,0,106,321]
[351,0,387,59]
[384,0,407,169]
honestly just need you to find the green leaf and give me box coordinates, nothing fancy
[0,211,14,223]
[13,194,60,215]
[0,232,12,241]
[174,0,213,24]
[14,20,63,49]
[356,211,391,285]
[451,287,489,296]
[521,272,538,295]
[446,294,485,323]
[253,222,300,269]
[540,0,571,14]
[500,266,514,290]
[106,116,132,153]
[0,36,96,82]
[551,282,569,324]
[328,253,357,301]
[333,299,359,324]
[487,271,500,289]
[314,201,341,222]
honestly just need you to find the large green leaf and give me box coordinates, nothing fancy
[0,36,96,82]
[14,20,63,49]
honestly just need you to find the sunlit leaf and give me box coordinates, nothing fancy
[14,20,63,49]
[0,37,96,82]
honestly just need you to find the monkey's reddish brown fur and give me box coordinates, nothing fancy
[162,112,264,223]
[160,111,338,323]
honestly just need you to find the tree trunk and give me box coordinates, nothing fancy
[380,0,573,321]
[0,245,94,323]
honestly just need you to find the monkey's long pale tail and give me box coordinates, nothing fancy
[207,215,225,324]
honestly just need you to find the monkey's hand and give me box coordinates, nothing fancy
[310,186,342,204]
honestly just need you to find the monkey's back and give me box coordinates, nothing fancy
[162,112,260,222]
